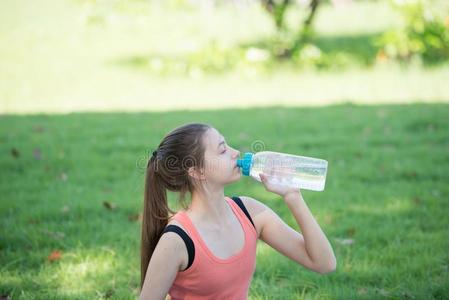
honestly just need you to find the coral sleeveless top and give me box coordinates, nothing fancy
[167,196,258,300]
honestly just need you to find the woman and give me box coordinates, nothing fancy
[140,123,336,299]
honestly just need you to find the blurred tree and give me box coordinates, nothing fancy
[260,0,321,57]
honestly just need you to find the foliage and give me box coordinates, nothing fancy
[376,0,449,64]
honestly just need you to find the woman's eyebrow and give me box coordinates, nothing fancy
[217,140,225,149]
[217,136,225,149]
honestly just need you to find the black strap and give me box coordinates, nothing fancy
[162,225,195,271]
[231,196,256,230]
[161,196,255,272]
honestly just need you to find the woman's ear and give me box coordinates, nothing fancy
[188,166,205,181]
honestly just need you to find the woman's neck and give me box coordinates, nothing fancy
[187,187,231,226]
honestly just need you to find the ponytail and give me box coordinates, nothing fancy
[140,156,175,290]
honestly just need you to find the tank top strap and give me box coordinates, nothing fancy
[225,197,258,238]
[171,211,199,240]
[171,197,257,241]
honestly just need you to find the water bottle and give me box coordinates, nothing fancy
[236,151,328,191]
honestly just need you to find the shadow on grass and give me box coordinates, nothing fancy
[312,33,382,65]
[110,32,383,74]
[238,32,382,65]
[1,103,448,299]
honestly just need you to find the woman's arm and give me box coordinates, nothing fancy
[140,232,185,300]
[245,173,336,273]
[283,191,336,273]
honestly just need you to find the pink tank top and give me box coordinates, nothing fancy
[168,197,258,300]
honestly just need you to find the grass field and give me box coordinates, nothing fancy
[1,103,448,299]
[1,0,449,298]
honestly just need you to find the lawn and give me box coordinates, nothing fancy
[1,0,449,298]
[1,103,448,299]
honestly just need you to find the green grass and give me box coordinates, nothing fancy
[1,103,449,299]
[1,0,448,298]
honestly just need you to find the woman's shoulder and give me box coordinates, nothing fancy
[164,213,190,249]
[167,213,187,230]
[163,214,190,271]
[237,195,268,217]
[235,195,269,238]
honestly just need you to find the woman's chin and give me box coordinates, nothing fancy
[224,170,241,184]
[232,170,242,181]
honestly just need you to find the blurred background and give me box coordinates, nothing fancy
[1,0,448,299]
[1,0,448,113]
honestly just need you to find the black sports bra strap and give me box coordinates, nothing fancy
[162,225,195,271]
[231,196,256,230]
[161,197,254,273]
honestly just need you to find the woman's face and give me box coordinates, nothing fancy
[199,127,241,186]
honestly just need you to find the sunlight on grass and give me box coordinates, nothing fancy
[348,197,413,214]
[256,241,272,257]
[50,247,117,296]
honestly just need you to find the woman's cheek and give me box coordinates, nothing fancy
[207,157,222,174]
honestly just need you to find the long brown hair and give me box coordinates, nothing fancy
[140,123,211,290]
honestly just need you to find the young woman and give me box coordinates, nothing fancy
[139,123,336,300]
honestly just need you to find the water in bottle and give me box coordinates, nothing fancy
[236,151,328,191]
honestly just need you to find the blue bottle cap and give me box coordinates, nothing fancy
[236,152,254,176]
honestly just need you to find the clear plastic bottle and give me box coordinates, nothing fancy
[236,151,328,191]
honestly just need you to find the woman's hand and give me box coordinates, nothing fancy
[259,173,301,199]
